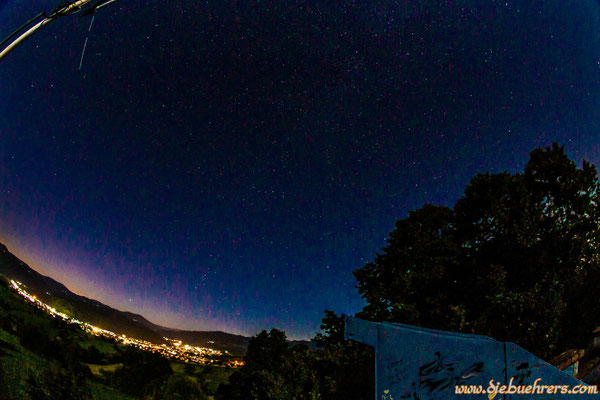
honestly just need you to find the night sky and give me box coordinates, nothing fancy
[1,0,600,339]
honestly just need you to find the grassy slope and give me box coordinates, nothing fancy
[0,273,234,399]
[0,274,133,399]
[170,361,234,397]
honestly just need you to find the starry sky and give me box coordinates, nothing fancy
[1,0,600,339]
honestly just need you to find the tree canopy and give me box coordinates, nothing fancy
[216,320,373,400]
[354,143,600,359]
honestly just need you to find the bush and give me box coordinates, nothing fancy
[149,375,208,400]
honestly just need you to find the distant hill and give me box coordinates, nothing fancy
[0,243,168,345]
[0,243,250,354]
[138,317,314,354]
[0,243,253,355]
[0,269,235,398]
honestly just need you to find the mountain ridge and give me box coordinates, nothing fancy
[0,242,251,355]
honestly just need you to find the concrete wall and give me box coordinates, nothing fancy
[345,316,596,400]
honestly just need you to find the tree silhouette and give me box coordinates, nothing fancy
[354,143,600,359]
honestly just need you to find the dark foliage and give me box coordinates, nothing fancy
[314,312,374,400]
[26,364,91,400]
[354,143,600,359]
[0,334,15,350]
[217,329,297,400]
[79,344,105,364]
[146,374,208,400]
[313,310,344,347]
[217,315,374,400]
[111,347,174,396]
[0,363,7,400]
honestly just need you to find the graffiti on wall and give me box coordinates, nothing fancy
[346,317,594,400]
[383,351,485,400]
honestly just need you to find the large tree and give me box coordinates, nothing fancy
[354,143,600,359]
[313,311,374,400]
[217,328,321,400]
[217,316,374,400]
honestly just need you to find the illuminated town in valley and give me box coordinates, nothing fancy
[9,280,244,367]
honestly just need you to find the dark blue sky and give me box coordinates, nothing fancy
[1,0,600,339]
